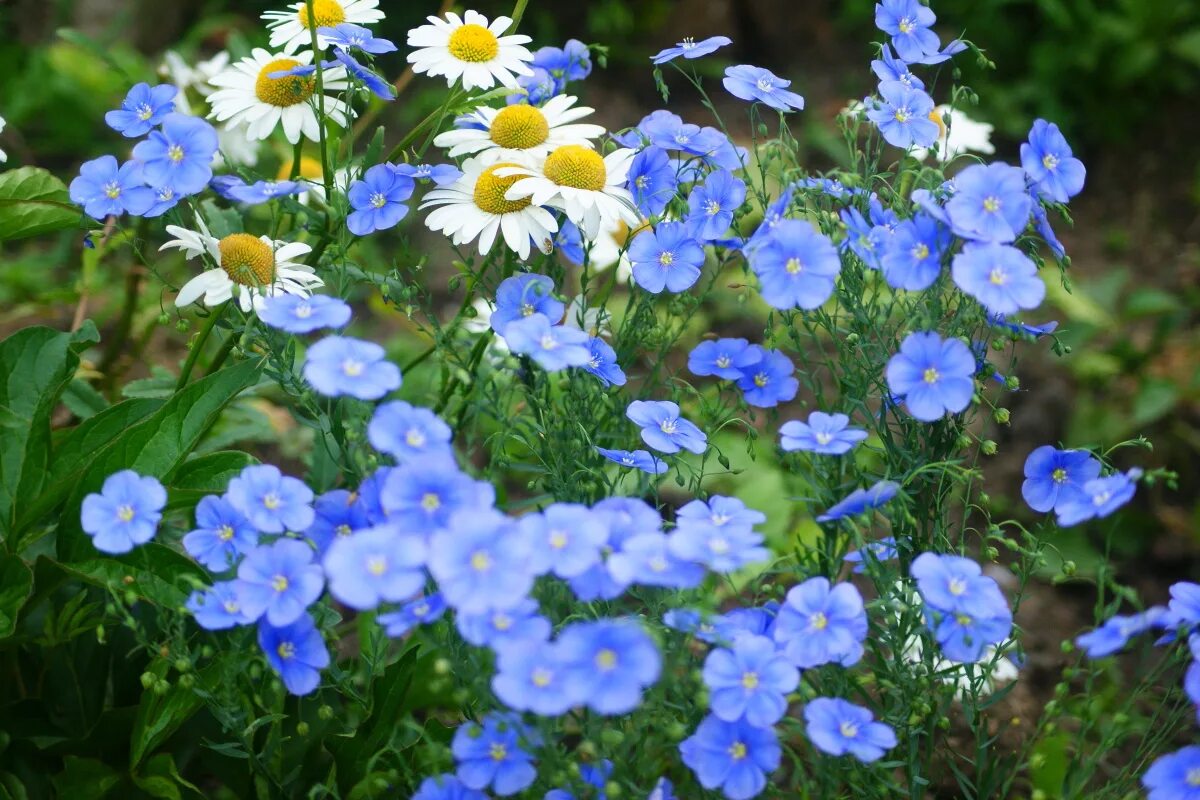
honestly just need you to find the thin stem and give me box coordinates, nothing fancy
[175,303,227,391]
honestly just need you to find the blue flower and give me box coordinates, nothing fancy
[595,447,668,475]
[1143,746,1200,800]
[866,82,938,149]
[235,538,324,626]
[504,315,593,372]
[258,613,329,696]
[323,526,427,611]
[380,460,494,537]
[105,82,177,137]
[347,164,414,235]
[356,467,393,525]
[583,337,627,387]
[327,49,394,100]
[1055,471,1139,527]
[910,552,1009,618]
[626,146,678,216]
[1020,446,1102,513]
[779,412,868,455]
[231,465,318,533]
[368,401,454,463]
[456,598,550,648]
[452,714,538,796]
[880,213,951,290]
[703,634,799,727]
[722,65,805,112]
[491,274,565,335]
[817,480,900,522]
[187,581,254,630]
[651,35,732,64]
[648,778,675,800]
[225,179,304,205]
[303,336,402,400]
[886,331,976,422]
[926,605,1013,663]
[413,775,488,800]
[492,638,576,715]
[1075,607,1170,658]
[131,113,218,196]
[945,163,1032,244]
[428,509,534,614]
[951,243,1045,315]
[80,469,166,554]
[317,22,397,54]
[773,577,867,668]
[305,489,370,554]
[142,186,180,218]
[378,593,447,637]
[874,0,939,62]
[687,170,746,241]
[804,697,897,763]
[664,609,723,642]
[1021,119,1086,204]
[182,494,259,571]
[717,604,780,641]
[632,110,746,171]
[519,503,608,579]
[558,619,661,715]
[676,494,766,532]
[69,155,155,220]
[749,219,840,310]
[393,162,462,185]
[689,338,762,380]
[629,221,705,294]
[1030,200,1067,259]
[679,715,780,800]
[870,45,924,90]
[843,537,898,573]
[258,294,351,334]
[838,206,887,270]
[626,400,707,455]
[607,532,705,589]
[508,66,560,105]
[1169,582,1200,632]
[736,347,798,408]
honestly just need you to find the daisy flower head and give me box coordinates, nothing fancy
[262,0,384,54]
[433,95,605,163]
[407,10,533,91]
[421,157,558,260]
[207,48,351,144]
[501,145,641,239]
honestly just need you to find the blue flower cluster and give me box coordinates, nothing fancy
[911,553,1013,662]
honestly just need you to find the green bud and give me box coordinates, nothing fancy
[991,338,1006,351]
[296,721,310,736]
[96,625,107,644]
[600,728,624,747]
[985,546,999,560]
[1005,375,1020,390]
[577,740,598,760]
[201,645,215,659]
[605,782,622,798]
[1028,750,1046,768]
[666,721,688,740]
[993,408,1010,425]
[1113,712,1130,727]
[981,440,998,455]
[937,717,950,730]
[157,312,171,326]
[318,705,335,720]
[434,658,452,675]
[153,679,171,696]
[178,674,195,690]
[141,672,157,689]
[955,434,973,450]
[124,590,139,605]
[176,320,190,333]
[174,657,191,673]
[452,688,470,705]
[1060,640,1074,654]
[978,492,991,505]
[1061,560,1076,576]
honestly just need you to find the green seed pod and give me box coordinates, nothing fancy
[981,440,998,455]
[153,679,170,696]
[296,721,310,736]
[318,705,335,720]
[178,674,195,690]
[993,408,1010,424]
[140,672,157,689]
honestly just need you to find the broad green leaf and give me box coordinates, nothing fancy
[51,757,121,798]
[0,167,82,241]
[51,543,204,608]
[0,555,33,639]
[60,378,109,419]
[166,451,258,511]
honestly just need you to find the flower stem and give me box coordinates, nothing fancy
[176,302,226,391]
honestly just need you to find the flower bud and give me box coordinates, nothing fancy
[993,408,1010,425]
[178,674,195,690]
[434,658,452,675]
[140,672,157,689]
[296,721,310,736]
[319,705,335,720]
[981,440,998,455]
[600,728,624,747]
[1061,560,1076,576]
[174,657,191,673]
[153,679,170,696]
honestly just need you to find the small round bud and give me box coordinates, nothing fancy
[175,320,190,333]
[157,312,170,326]
[985,546,999,560]
[666,721,688,740]
[955,434,973,450]
[140,672,157,689]
[993,408,1010,425]
[577,740,598,760]
[600,728,624,747]
[201,645,215,659]
[433,658,452,676]
[1062,560,1076,576]
[174,657,191,673]
[318,705,335,720]
[123,575,135,586]
[1061,640,1074,654]
[605,782,622,798]
[178,674,195,690]
[153,679,170,696]
[1005,375,1020,390]
[296,721,310,736]
[981,440,998,456]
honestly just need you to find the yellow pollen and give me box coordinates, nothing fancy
[923,367,939,384]
[595,648,617,670]
[406,429,426,447]
[983,196,1001,213]
[704,199,721,216]
[913,243,930,260]
[342,359,364,377]
[531,667,552,687]
[255,58,316,107]
[473,162,532,214]
[262,491,281,510]
[754,372,768,388]
[741,671,759,689]
[898,19,914,33]
[810,612,828,630]
[218,233,275,287]
[493,613,513,630]
[277,155,324,181]
[956,613,973,626]
[218,525,235,542]
[277,641,295,659]
[1042,153,1059,171]
[104,182,122,199]
[116,505,135,522]
[366,556,387,576]
[716,355,731,368]
[840,721,859,738]
[729,742,747,760]
[296,0,345,29]
[988,267,1007,286]
[336,524,352,537]
[272,575,289,593]
[543,145,607,191]
[136,104,154,121]
[490,104,551,150]
[709,537,730,554]
[948,577,966,595]
[421,492,441,511]
[549,531,568,549]
[489,742,507,761]
[658,251,674,267]
[447,23,500,63]
[930,109,946,140]
[1187,768,1200,787]
[223,599,240,613]
[167,144,185,163]
[470,551,492,572]
[1052,467,1068,483]
[785,257,803,274]
[894,108,910,123]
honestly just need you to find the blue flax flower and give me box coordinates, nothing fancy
[545,761,612,800]
[305,489,370,554]
[1030,199,1067,258]
[1021,446,1102,513]
[583,337,626,387]
[558,619,661,715]
[142,186,180,218]
[703,634,799,727]
[259,294,351,334]
[70,156,155,220]
[668,519,767,574]
[428,509,534,614]
[413,775,488,800]
[652,35,732,64]
[323,526,427,610]
[736,347,799,408]
[347,163,414,235]
[378,593,447,637]
[952,243,1045,315]
[676,495,766,532]
[303,336,402,400]
[368,401,453,463]
[875,0,939,62]
[596,447,668,475]
[723,65,805,112]
[880,213,951,290]
[131,113,218,196]
[945,163,1032,244]
[1075,607,1170,658]
[236,538,324,626]
[1143,746,1200,800]
[750,219,840,310]
[626,400,707,454]
[80,469,166,554]
[1021,119,1086,204]
[187,582,254,630]
[504,315,592,372]
[1055,471,1139,527]
[843,537,899,573]
[626,146,677,216]
[183,494,259,571]
[745,186,796,252]
[607,532,705,589]
[779,411,868,455]
[393,162,462,185]
[327,49,394,100]
[867,82,938,149]
[105,82,177,137]
[687,170,746,241]
[629,221,705,294]
[839,206,886,270]
[804,697,897,763]
[225,179,304,205]
[568,498,662,601]
[258,613,329,695]
[910,552,1008,618]
[520,502,608,579]
[452,714,538,796]
[773,577,867,668]
[380,460,494,537]
[689,338,762,380]
[870,45,924,90]
[492,638,576,716]
[1169,582,1200,633]
[886,331,976,422]
[456,598,550,648]
[491,274,565,334]
[679,715,780,800]
[816,480,900,522]
[633,110,745,170]
[317,22,397,54]
[927,605,1013,663]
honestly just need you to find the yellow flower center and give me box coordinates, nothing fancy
[277,155,324,181]
[913,243,930,260]
[658,251,674,267]
[366,555,387,576]
[489,742,507,762]
[543,145,607,191]
[104,182,122,199]
[277,641,295,659]
[167,144,185,163]
[595,648,617,670]
[741,671,759,690]
[785,257,803,274]
[473,162,532,215]
[729,742,747,760]
[753,373,768,388]
[948,577,966,595]
[1052,467,1068,483]
[956,613,973,626]
[810,612,828,630]
[117,505,135,522]
[923,367,939,384]
[989,267,1008,286]
[532,667,552,687]
[840,721,859,738]
[470,551,492,572]
[218,233,276,287]
[493,613,513,630]
[406,429,426,447]
[1042,153,1059,171]
[1188,768,1200,787]
[815,432,833,445]
[448,23,500,63]
[255,58,316,108]
[421,492,441,511]
[262,492,281,510]
[490,104,551,150]
[218,525,235,542]
[549,531,568,549]
[272,575,289,593]
[296,0,346,29]
[983,196,1001,213]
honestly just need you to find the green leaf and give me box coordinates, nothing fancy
[61,378,109,419]
[198,198,242,239]
[0,555,33,639]
[166,450,259,511]
[363,126,386,168]
[130,660,224,767]
[135,754,201,799]
[51,543,204,608]
[51,757,121,798]
[0,167,82,241]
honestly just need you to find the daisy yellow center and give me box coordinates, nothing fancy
[490,104,551,150]
[595,648,617,670]
[923,367,939,384]
[741,671,759,690]
[729,742,747,760]
[1052,467,1068,483]
[296,0,346,29]
[810,612,828,630]
[448,23,500,63]
[277,641,295,659]
[117,505,135,522]
[473,163,532,214]
[218,525,235,541]
[277,155,324,181]
[543,145,607,191]
[218,233,276,287]
[255,58,316,107]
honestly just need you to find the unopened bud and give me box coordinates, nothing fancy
[993,408,1010,425]
[981,440,998,456]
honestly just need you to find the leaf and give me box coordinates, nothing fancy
[130,660,226,767]
[363,126,386,169]
[0,555,33,639]
[166,451,259,511]
[135,754,201,799]
[61,378,109,419]
[52,543,205,608]
[51,757,121,798]
[0,167,82,241]
[198,198,242,239]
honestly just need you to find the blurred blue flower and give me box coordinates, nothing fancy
[368,401,454,463]
[687,170,746,241]
[305,489,370,554]
[627,145,678,216]
[413,775,488,800]
[676,495,766,532]
[323,526,426,610]
[236,538,324,626]
[945,163,1032,244]
[456,598,550,647]
[80,469,166,554]
[927,605,1013,663]
[779,411,868,455]
[773,577,867,668]
[626,400,707,454]
[817,480,900,522]
[105,82,177,137]
[347,163,413,235]
[722,65,805,112]
[629,221,705,293]
[1021,445,1102,513]
[843,537,898,573]
[1143,746,1200,800]
[703,634,799,727]
[492,638,575,715]
[886,331,976,422]
[428,509,534,613]
[595,447,668,475]
[679,714,780,800]
[504,314,592,372]
[393,162,462,185]
[839,206,886,270]
[911,552,1008,618]
[1021,119,1086,204]
[380,460,494,537]
[132,113,218,196]
[880,213,951,290]
[867,82,938,149]
[952,243,1045,315]
[379,593,447,637]
[226,464,314,534]
[187,581,254,630]
[491,273,565,334]
[258,613,329,695]
[652,35,732,64]
[70,156,155,220]
[1076,607,1170,658]
[558,619,661,715]
[750,218,840,310]
[688,338,761,380]
[520,503,608,579]
[1056,471,1140,527]
[317,22,397,54]
[804,697,897,762]
[608,531,706,588]
[259,294,351,333]
[304,336,401,400]
[226,179,304,205]
[183,494,258,571]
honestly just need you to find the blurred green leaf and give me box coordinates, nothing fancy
[0,555,33,639]
[51,757,121,798]
[0,168,81,242]
[61,379,110,420]
[166,450,259,511]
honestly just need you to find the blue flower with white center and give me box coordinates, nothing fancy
[749,218,840,310]
[629,221,705,294]
[686,170,746,241]
[880,212,951,290]
[1143,746,1200,800]
[583,337,626,387]
[703,634,799,728]
[69,155,155,220]
[457,598,550,648]
[745,185,795,252]
[186,581,254,630]
[393,162,462,185]
[679,714,781,800]
[626,399,707,455]
[633,110,746,171]
[317,22,397,54]
[258,294,351,334]
[608,532,705,589]
[867,81,939,149]
[718,604,781,641]
[677,495,766,532]
[843,537,899,573]
[886,331,976,422]
[490,273,565,335]
[1030,199,1067,259]
[305,489,370,554]
[182,495,259,571]
[412,774,488,800]
[368,401,454,463]
[668,519,768,574]
[927,604,1013,663]
[875,0,938,62]
[910,552,1009,618]
[595,447,668,475]
[131,113,218,196]
[567,499,660,601]
[945,162,1033,243]
[558,619,661,715]
[504,314,592,371]
[773,577,868,668]
[736,347,799,408]
[429,509,534,614]
[664,609,723,642]
[952,242,1045,315]
[226,464,314,534]
[651,35,732,64]
[519,503,608,579]
[346,163,414,235]
[105,82,177,137]
[688,338,762,380]
[870,45,924,90]
[1055,470,1140,527]
[626,145,677,216]
[1021,119,1086,204]
[723,65,805,112]
[225,179,305,205]
[258,613,329,696]
[452,714,538,796]
[839,206,887,270]
[323,526,427,611]
[80,469,166,554]
[380,459,495,538]
[804,697,897,763]
[142,186,180,218]
[492,638,576,716]
[779,411,869,455]
[1075,607,1171,658]
[235,538,324,627]
[1021,445,1102,513]
[378,593,447,637]
[303,336,402,400]
[817,480,900,522]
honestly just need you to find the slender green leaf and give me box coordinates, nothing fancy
[0,555,33,639]
[166,451,259,511]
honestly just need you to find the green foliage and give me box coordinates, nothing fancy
[0,168,83,241]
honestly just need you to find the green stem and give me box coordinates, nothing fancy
[204,331,238,377]
[176,303,226,391]
[305,0,334,220]
[507,0,530,33]
[385,90,462,163]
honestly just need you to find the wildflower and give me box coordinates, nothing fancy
[1076,607,1171,658]
[226,464,314,534]
[779,412,868,455]
[1021,119,1086,204]
[187,582,254,630]
[69,156,155,220]
[305,489,370,554]
[677,495,767,532]
[649,778,675,800]
[452,714,538,796]
[412,774,488,800]
[839,206,887,270]
[749,219,840,310]
[347,164,415,235]
[456,598,550,648]
[258,294,351,334]
[236,538,325,626]
[1030,199,1067,259]
[885,331,976,422]
[131,113,218,196]
[380,460,495,537]
[327,48,394,100]
[142,186,180,218]
[558,619,661,715]
[687,170,746,240]
[870,45,923,90]
[436,96,604,163]
[944,162,1032,244]
[723,65,805,112]
[323,526,427,611]
[303,336,402,400]
[1055,471,1139,527]
[504,314,592,371]
[583,337,626,387]
[596,447,668,475]
[912,104,995,163]
[393,162,462,185]
[736,347,799,408]
[355,467,393,525]
[952,243,1045,316]
[519,503,608,579]
[717,605,781,641]
[258,613,329,695]
[874,0,939,61]
[844,537,899,573]
[568,498,662,601]
[227,179,305,205]
[316,21,396,54]
[1143,746,1200,800]
[866,82,939,149]
[407,10,533,91]
[689,338,762,380]
[368,401,454,464]
[626,400,707,454]
[183,495,259,571]
[927,605,1014,663]
[804,698,897,763]
[490,273,563,335]
[263,0,384,54]
[608,531,706,588]
[626,145,678,216]
[704,634,799,727]
[1170,582,1200,630]
[80,470,166,554]
[1020,445,1102,513]
[817,480,900,522]
[652,35,732,64]
[773,577,867,668]
[629,221,705,293]
[880,213,951,291]
[492,639,577,715]
[633,110,746,171]
[910,553,1009,618]
[679,715,781,800]
[429,509,534,613]
[105,82,177,137]
[379,593,448,637]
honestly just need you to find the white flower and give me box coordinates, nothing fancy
[207,49,351,144]
[562,296,612,338]
[263,0,384,54]
[0,116,7,164]
[421,157,559,260]
[912,105,995,163]
[163,218,322,314]
[433,95,606,164]
[406,10,533,91]
[160,51,231,107]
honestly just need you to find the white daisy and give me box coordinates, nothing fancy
[163,218,323,313]
[501,145,641,240]
[421,157,559,260]
[912,104,995,163]
[160,50,230,107]
[207,49,351,144]
[263,0,384,54]
[433,95,606,164]
[0,117,7,164]
[407,10,533,91]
